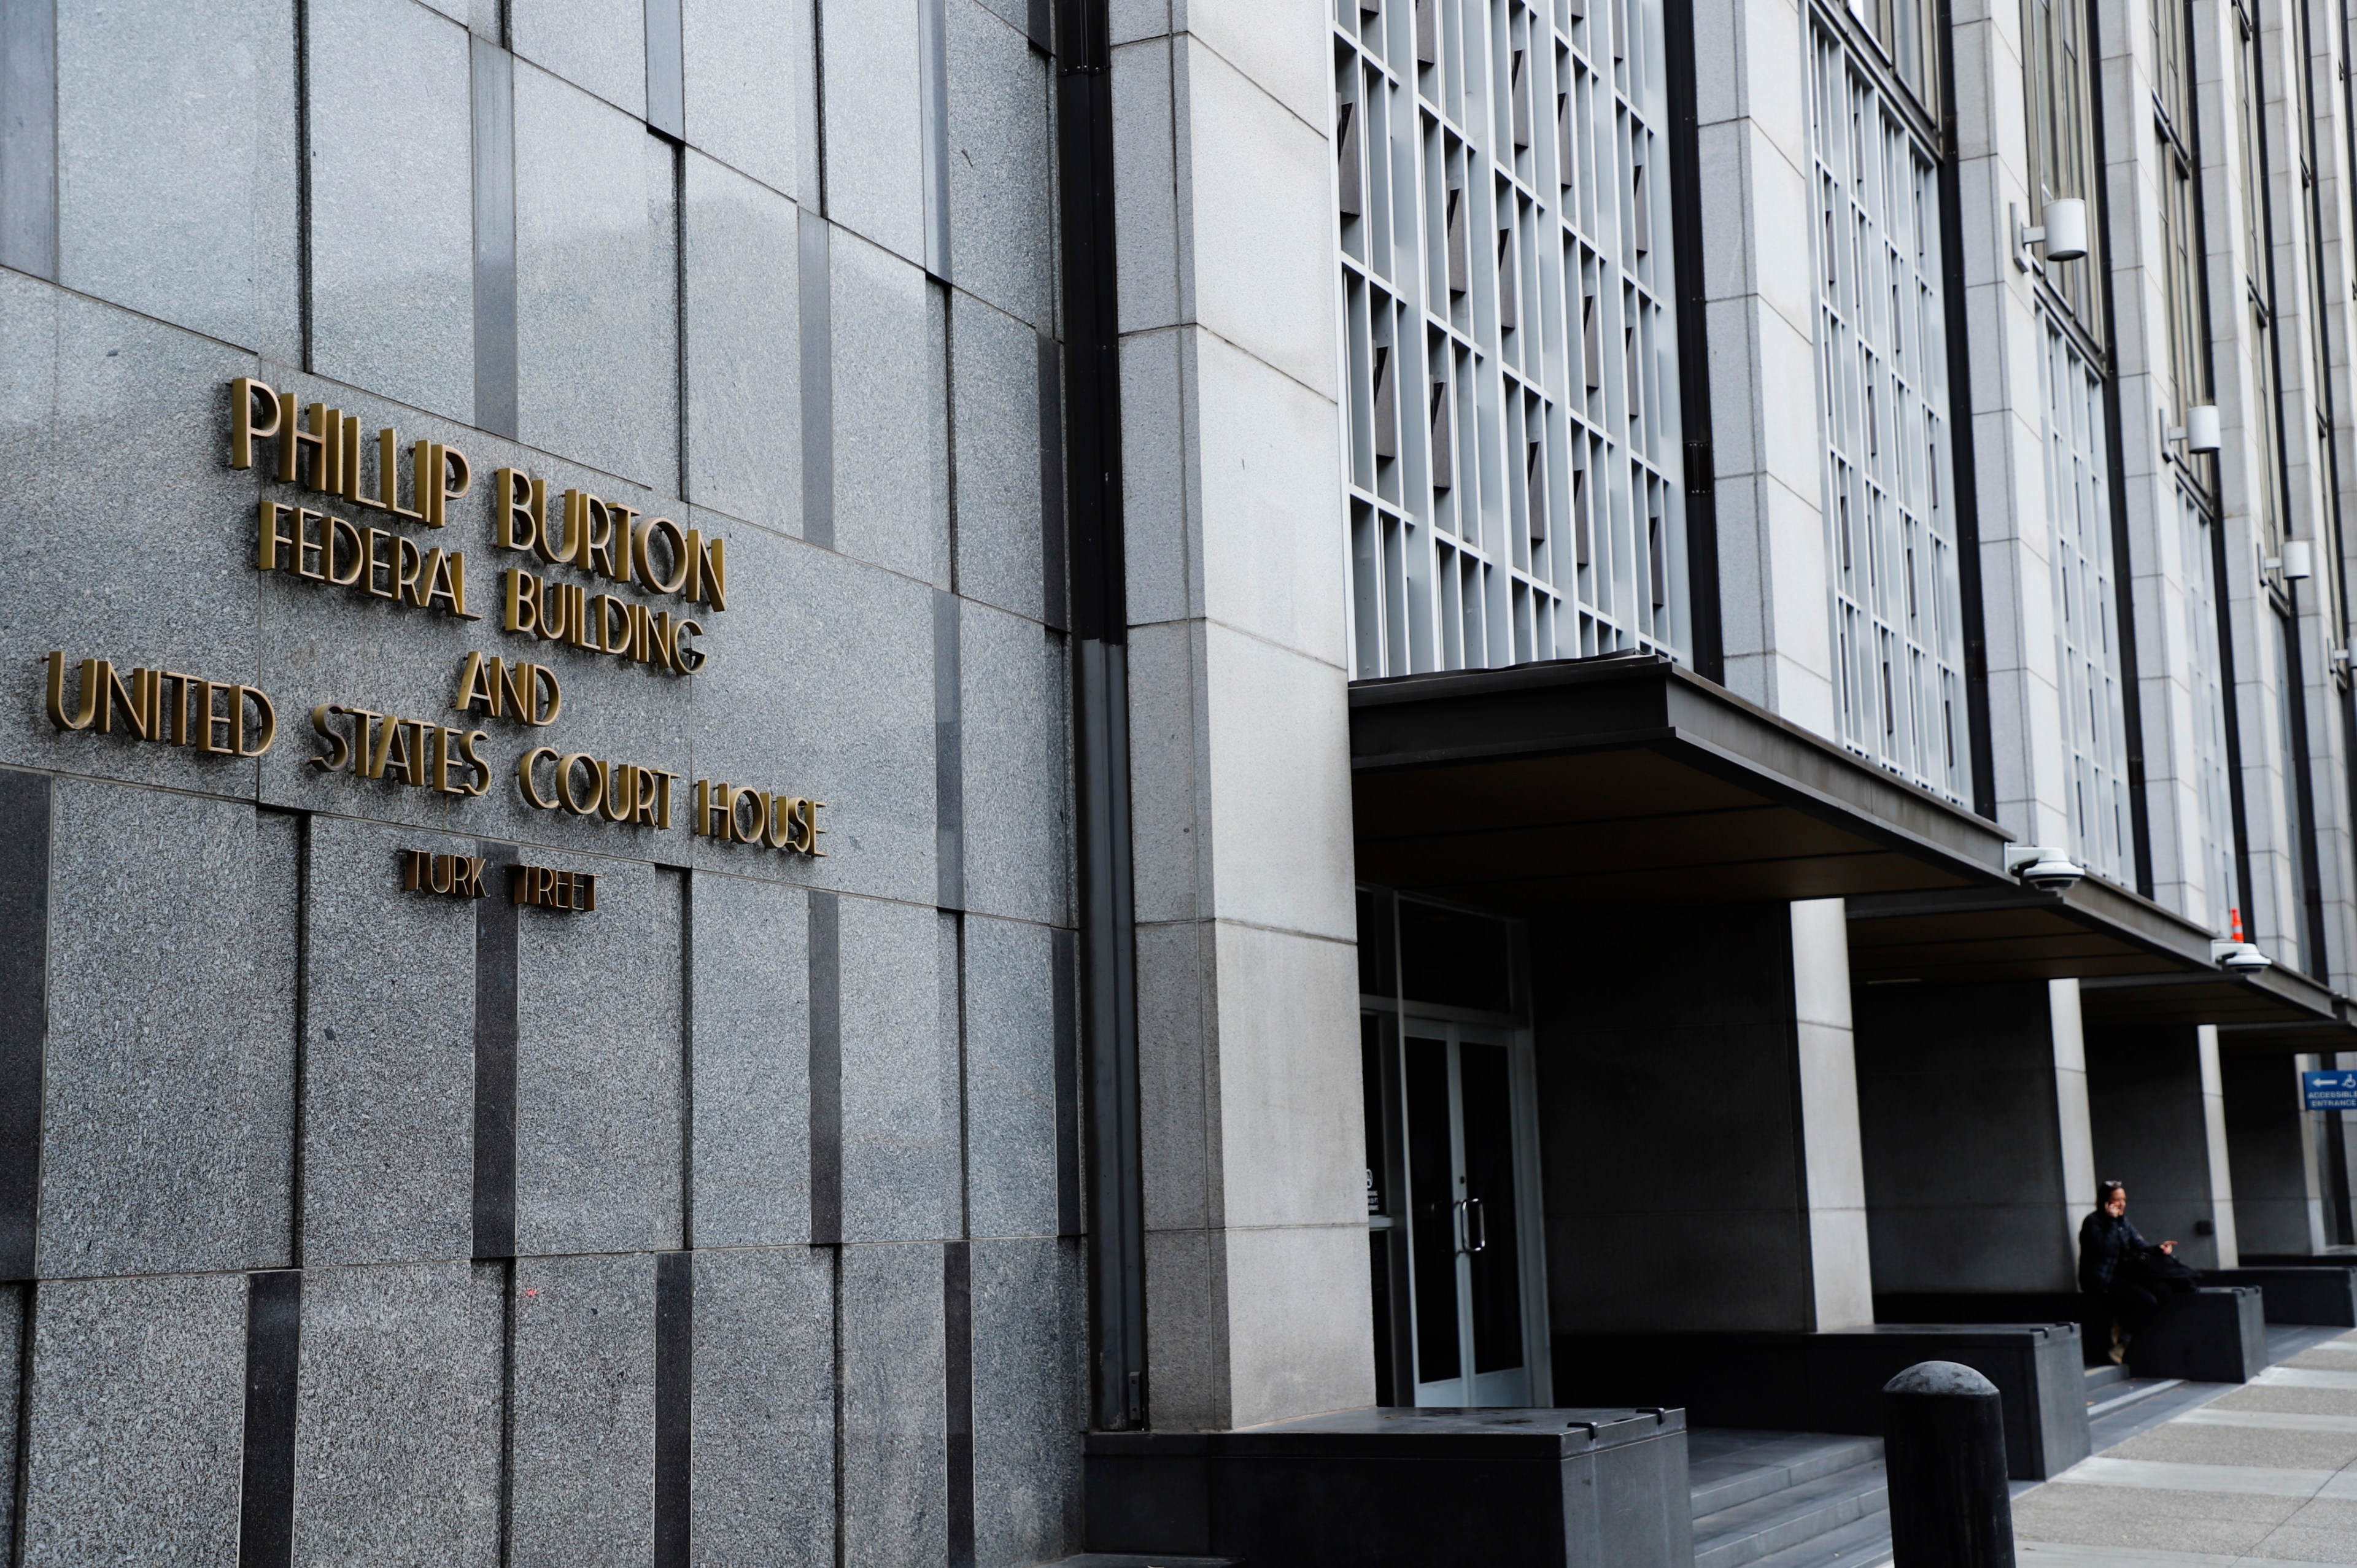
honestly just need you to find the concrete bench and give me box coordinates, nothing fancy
[1551,1323,2088,1480]
[2205,1267,2357,1327]
[1084,1407,1690,1568]
[1876,1288,2266,1385]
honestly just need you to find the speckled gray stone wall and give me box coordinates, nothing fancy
[0,0,1080,1561]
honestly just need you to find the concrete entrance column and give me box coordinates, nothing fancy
[1533,899,1871,1334]
[1853,979,2099,1295]
[2084,1026,2240,1271]
[1110,0,1372,1432]
[2221,1052,2324,1257]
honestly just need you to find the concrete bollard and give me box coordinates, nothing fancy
[1881,1361,2015,1568]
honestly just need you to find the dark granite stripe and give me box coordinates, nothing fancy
[238,1269,301,1568]
[1025,0,1051,53]
[473,840,521,1261]
[1038,330,1066,631]
[643,0,684,141]
[917,0,950,280]
[677,868,694,1248]
[0,771,46,1282]
[935,590,965,910]
[807,890,841,1245]
[471,36,519,439]
[0,0,56,280]
[943,1240,973,1568]
[799,209,835,549]
[653,1251,693,1568]
[1051,925,1080,1237]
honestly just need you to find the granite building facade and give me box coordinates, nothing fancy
[14,0,2357,1559]
[0,0,1081,1561]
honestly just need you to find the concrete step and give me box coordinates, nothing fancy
[1687,1432,1884,1516]
[1692,1461,1889,1568]
[2083,1362,2126,1395]
[1737,1505,1894,1568]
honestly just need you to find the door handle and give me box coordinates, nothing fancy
[1463,1197,1487,1255]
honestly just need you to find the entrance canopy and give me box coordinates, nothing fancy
[1351,654,2013,912]
[1349,655,2348,1032]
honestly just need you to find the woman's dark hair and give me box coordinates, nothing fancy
[2097,1180,2126,1204]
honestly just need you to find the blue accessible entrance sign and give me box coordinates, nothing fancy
[2304,1070,2357,1111]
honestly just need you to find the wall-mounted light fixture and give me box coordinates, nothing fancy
[2165,403,2221,453]
[2015,198,2089,268]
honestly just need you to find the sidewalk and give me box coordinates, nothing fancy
[2010,1327,2357,1565]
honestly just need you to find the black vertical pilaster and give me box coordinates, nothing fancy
[644,0,685,141]
[0,771,47,1284]
[1658,0,1720,681]
[653,1251,693,1568]
[944,1240,973,1568]
[800,209,836,550]
[917,0,950,280]
[1039,327,1067,632]
[1056,0,1145,1432]
[238,1270,301,1568]
[1051,926,1080,1238]
[808,890,842,1246]
[0,0,56,281]
[471,36,519,439]
[936,590,966,911]
[473,841,521,1261]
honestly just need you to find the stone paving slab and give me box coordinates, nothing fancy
[2013,1330,2357,1565]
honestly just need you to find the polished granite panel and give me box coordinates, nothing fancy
[308,0,476,423]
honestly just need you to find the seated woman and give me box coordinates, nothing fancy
[2078,1180,2196,1364]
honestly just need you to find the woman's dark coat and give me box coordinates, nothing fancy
[2078,1209,2153,1294]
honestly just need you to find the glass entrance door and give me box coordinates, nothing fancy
[1400,1022,1531,1405]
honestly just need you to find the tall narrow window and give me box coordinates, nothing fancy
[2180,487,2235,929]
[2045,323,2133,881]
[1808,29,1965,800]
[1337,0,1684,678]
[2023,0,2105,324]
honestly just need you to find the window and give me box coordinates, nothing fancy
[2044,322,2133,881]
[1339,0,1684,679]
[1808,26,1965,798]
[2022,0,2104,326]
[2234,0,2287,561]
[2178,486,2235,930]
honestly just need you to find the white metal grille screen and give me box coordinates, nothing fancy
[1338,0,1685,679]
[2043,317,2132,881]
[2178,485,2235,930]
[1807,31,1967,798]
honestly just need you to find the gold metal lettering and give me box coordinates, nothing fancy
[544,489,589,566]
[258,501,296,571]
[396,538,428,606]
[505,568,541,635]
[377,429,420,519]
[635,516,691,594]
[309,704,351,770]
[558,753,605,816]
[458,731,490,795]
[44,652,99,732]
[280,398,338,489]
[231,377,279,469]
[674,617,705,673]
[435,446,471,528]
[236,687,274,756]
[341,415,378,510]
[517,746,559,809]
[495,468,541,552]
[323,516,362,587]
[454,652,497,717]
[363,528,396,600]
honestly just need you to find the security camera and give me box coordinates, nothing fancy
[2005,844,2084,892]
[2211,939,2272,973]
